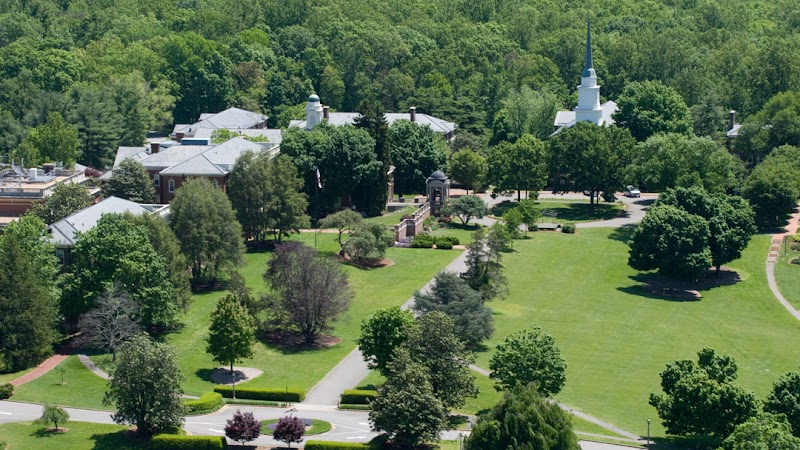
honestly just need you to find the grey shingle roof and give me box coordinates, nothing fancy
[159,154,227,176]
[289,112,457,134]
[49,197,150,246]
[172,108,268,135]
[192,127,283,144]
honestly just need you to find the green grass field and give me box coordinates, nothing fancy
[775,245,800,309]
[472,229,800,438]
[363,205,419,226]
[491,199,625,223]
[0,367,32,383]
[170,231,460,395]
[12,356,108,410]
[0,421,149,450]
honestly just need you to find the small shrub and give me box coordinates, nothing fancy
[434,236,460,246]
[562,222,576,234]
[410,233,434,248]
[213,386,305,402]
[423,216,439,231]
[792,258,800,265]
[340,389,377,405]
[791,242,800,251]
[150,434,227,449]
[435,241,453,250]
[184,392,224,414]
[0,383,13,400]
[304,441,374,449]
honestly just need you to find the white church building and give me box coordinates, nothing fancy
[553,20,618,134]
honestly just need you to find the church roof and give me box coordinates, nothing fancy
[551,101,618,135]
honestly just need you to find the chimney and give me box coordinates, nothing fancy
[728,110,736,131]
[323,106,330,121]
[151,142,160,154]
[176,132,184,143]
[409,106,416,122]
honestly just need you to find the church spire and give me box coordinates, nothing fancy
[582,17,594,78]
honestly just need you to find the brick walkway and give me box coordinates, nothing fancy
[9,353,68,386]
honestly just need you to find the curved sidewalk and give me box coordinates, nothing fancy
[766,208,800,321]
[9,353,68,386]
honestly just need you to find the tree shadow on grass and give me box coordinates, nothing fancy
[89,430,148,450]
[619,270,742,302]
[649,434,721,450]
[195,368,215,383]
[607,225,636,243]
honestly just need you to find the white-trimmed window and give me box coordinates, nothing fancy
[168,178,175,193]
[153,174,160,187]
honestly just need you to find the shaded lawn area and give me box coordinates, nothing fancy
[473,229,800,439]
[12,356,108,410]
[171,231,461,395]
[0,421,150,450]
[430,222,483,245]
[491,199,624,223]
[775,245,800,310]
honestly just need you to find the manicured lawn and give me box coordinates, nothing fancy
[0,367,32,383]
[261,418,332,436]
[363,205,419,226]
[775,244,800,309]
[170,231,461,395]
[0,421,149,450]
[491,199,625,223]
[12,356,109,410]
[473,229,800,438]
[430,222,484,245]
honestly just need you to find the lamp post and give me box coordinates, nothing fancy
[647,418,650,449]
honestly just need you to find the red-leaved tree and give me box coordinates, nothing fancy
[273,416,305,448]
[224,410,261,444]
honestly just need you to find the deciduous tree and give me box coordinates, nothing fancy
[342,222,394,265]
[264,242,352,344]
[613,80,693,141]
[721,412,800,450]
[451,149,486,194]
[102,158,156,203]
[389,120,447,196]
[225,410,261,445]
[487,134,549,201]
[461,228,507,303]
[29,182,92,225]
[766,371,800,437]
[171,178,244,285]
[34,404,69,431]
[206,294,255,396]
[489,326,567,396]
[320,209,363,245]
[104,334,185,437]
[12,112,78,168]
[273,416,305,448]
[78,285,141,362]
[357,307,417,377]
[441,195,489,225]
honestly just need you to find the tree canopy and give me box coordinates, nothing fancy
[102,158,156,203]
[489,326,567,397]
[357,306,417,377]
[613,80,693,141]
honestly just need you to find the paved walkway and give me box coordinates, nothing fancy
[765,208,800,321]
[9,353,68,386]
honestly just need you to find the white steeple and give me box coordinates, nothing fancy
[574,18,603,125]
[305,93,323,130]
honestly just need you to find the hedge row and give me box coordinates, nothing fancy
[150,434,227,449]
[213,386,305,402]
[0,383,12,400]
[338,404,371,411]
[304,441,374,449]
[410,233,434,248]
[184,392,223,414]
[340,389,377,405]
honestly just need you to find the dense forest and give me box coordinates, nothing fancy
[2,0,800,168]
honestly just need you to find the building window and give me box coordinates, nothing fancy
[168,178,175,193]
[212,179,219,189]
[55,248,65,265]
[153,174,160,187]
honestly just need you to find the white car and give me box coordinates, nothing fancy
[624,185,641,198]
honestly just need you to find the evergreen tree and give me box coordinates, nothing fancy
[354,100,391,216]
[68,85,123,168]
[206,294,255,396]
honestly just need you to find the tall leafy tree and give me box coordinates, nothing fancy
[102,158,157,203]
[104,334,185,437]
[766,371,800,437]
[487,134,549,201]
[613,80,693,142]
[319,209,363,245]
[0,232,58,372]
[67,84,123,168]
[357,306,417,377]
[721,412,800,450]
[264,242,352,344]
[466,384,579,450]
[628,205,712,280]
[549,123,636,205]
[29,182,92,225]
[354,100,391,216]
[649,348,761,437]
[12,112,78,168]
[440,195,489,225]
[342,222,395,265]
[206,294,255,396]
[403,311,478,410]
[170,178,244,284]
[461,228,508,303]
[389,119,447,196]
[489,326,567,396]
[62,214,177,329]
[450,149,487,194]
[412,272,494,348]
[369,347,447,447]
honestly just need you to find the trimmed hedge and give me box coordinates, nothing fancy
[410,233,434,248]
[562,222,576,234]
[0,383,13,399]
[435,241,453,250]
[304,441,374,449]
[213,385,305,402]
[184,392,223,414]
[338,404,371,411]
[340,389,377,405]
[435,235,460,246]
[150,434,227,449]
